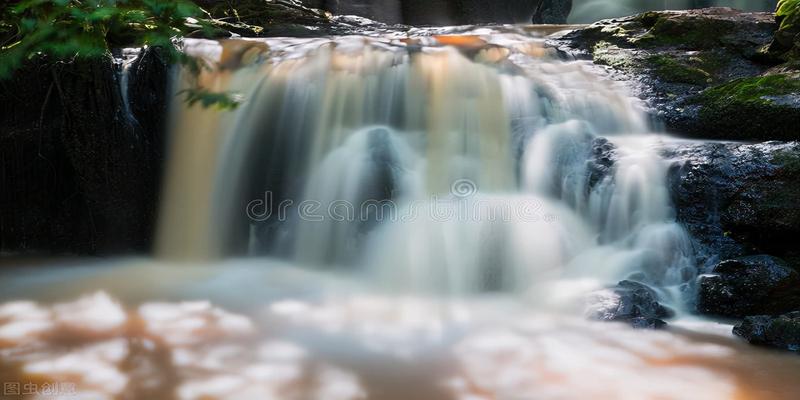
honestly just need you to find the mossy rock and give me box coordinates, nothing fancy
[691,74,800,140]
[194,0,332,37]
[635,14,734,49]
[591,41,632,68]
[647,55,712,85]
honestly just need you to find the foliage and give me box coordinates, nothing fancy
[1,0,204,76]
[777,0,800,32]
[180,88,243,110]
[0,0,241,109]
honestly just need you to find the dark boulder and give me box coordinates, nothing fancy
[557,8,800,141]
[586,280,674,329]
[686,73,800,141]
[697,256,800,318]
[533,0,572,24]
[302,0,568,25]
[663,141,800,271]
[733,312,800,352]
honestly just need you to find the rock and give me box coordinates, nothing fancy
[303,0,561,25]
[556,8,800,141]
[197,0,351,37]
[586,137,616,189]
[0,48,168,254]
[733,311,800,352]
[697,255,800,318]
[533,0,573,24]
[663,141,800,270]
[586,280,674,328]
[686,73,800,141]
[630,317,668,329]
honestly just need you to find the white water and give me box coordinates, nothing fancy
[159,28,695,309]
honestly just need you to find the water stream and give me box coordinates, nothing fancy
[1,26,799,400]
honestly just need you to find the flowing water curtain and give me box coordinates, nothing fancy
[157,33,695,303]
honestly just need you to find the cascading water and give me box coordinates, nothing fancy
[6,26,800,400]
[159,27,695,308]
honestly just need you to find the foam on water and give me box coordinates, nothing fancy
[158,28,695,311]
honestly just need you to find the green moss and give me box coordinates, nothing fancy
[703,74,800,103]
[592,41,632,68]
[693,74,800,140]
[647,55,711,85]
[635,16,731,49]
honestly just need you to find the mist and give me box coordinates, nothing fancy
[569,0,777,23]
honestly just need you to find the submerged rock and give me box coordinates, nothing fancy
[586,280,674,329]
[697,256,800,318]
[733,312,800,352]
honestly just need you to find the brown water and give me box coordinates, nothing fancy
[1,259,800,400]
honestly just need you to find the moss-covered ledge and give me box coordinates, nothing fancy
[688,74,800,140]
[559,8,800,141]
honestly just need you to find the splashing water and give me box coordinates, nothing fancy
[6,27,793,400]
[158,28,694,308]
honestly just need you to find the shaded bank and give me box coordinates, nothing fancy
[0,49,169,255]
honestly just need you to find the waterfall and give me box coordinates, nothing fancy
[116,48,140,127]
[158,28,695,306]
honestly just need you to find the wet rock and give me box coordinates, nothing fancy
[533,0,573,24]
[630,317,668,329]
[686,73,800,141]
[302,0,559,25]
[199,0,331,26]
[557,8,800,141]
[663,141,800,270]
[733,311,800,352]
[586,137,616,189]
[586,280,674,328]
[697,255,800,318]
